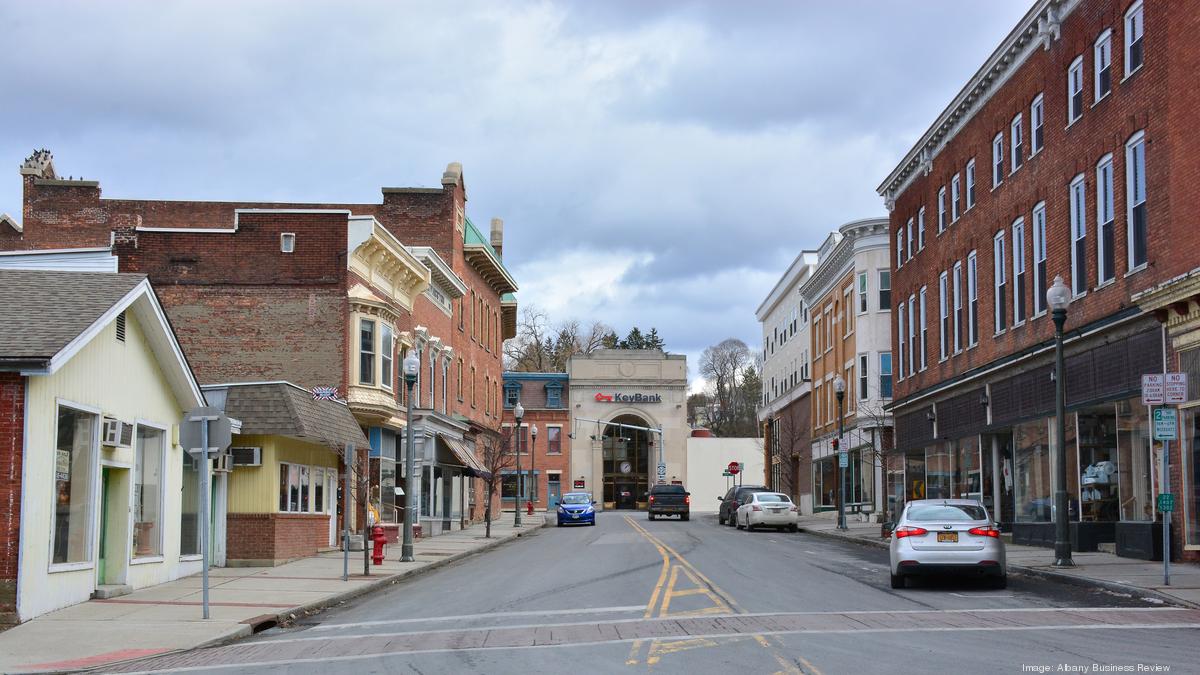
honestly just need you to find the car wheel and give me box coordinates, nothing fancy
[890,573,905,589]
[589,521,596,526]
[788,524,798,533]
[990,574,1008,590]
[718,515,725,525]
[736,519,744,530]
[648,513,655,521]
[681,514,689,521]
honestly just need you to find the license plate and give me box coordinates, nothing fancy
[769,508,783,512]
[571,514,579,519]
[937,532,958,543]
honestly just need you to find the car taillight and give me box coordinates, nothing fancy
[968,526,1001,538]
[789,505,798,512]
[648,495,655,503]
[752,505,762,512]
[684,495,690,505]
[893,526,928,539]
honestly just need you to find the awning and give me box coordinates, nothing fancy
[438,433,491,478]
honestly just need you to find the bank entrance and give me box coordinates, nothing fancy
[603,414,652,510]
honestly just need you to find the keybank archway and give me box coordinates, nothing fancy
[602,414,653,510]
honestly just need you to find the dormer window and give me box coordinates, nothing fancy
[503,382,522,408]
[546,382,564,408]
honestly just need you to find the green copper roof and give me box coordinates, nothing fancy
[501,292,516,303]
[463,215,518,290]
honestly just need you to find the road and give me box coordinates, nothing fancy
[112,513,1200,674]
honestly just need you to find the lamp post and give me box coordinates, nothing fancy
[833,375,847,531]
[513,402,524,527]
[529,424,538,513]
[1047,275,1075,567]
[401,352,421,563]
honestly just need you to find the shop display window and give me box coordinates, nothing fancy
[1077,407,1119,521]
[1118,401,1153,522]
[905,451,926,501]
[1186,407,1200,545]
[132,426,164,558]
[53,406,97,565]
[814,456,837,507]
[925,444,952,500]
[1014,420,1051,522]
[952,436,982,502]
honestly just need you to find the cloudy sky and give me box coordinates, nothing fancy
[0,1,1031,387]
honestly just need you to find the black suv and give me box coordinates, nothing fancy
[718,485,771,526]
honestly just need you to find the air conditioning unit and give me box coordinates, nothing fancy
[230,446,262,467]
[101,417,133,447]
[212,452,233,473]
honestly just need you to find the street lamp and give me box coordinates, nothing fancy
[513,402,524,527]
[1047,275,1074,567]
[529,425,538,514]
[401,352,421,562]
[833,375,847,531]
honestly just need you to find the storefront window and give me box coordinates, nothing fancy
[314,468,325,513]
[925,444,952,500]
[952,436,981,501]
[1186,407,1200,544]
[991,433,1015,524]
[1014,419,1051,522]
[905,451,926,501]
[1119,400,1153,522]
[132,426,164,558]
[814,456,837,507]
[300,466,311,512]
[53,406,96,565]
[180,451,199,556]
[1078,407,1119,522]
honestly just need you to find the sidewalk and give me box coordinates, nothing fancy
[797,513,1200,607]
[0,516,544,674]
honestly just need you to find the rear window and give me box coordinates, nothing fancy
[756,494,789,503]
[652,485,687,494]
[907,504,987,522]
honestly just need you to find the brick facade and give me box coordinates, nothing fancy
[0,373,24,624]
[226,513,331,566]
[501,373,570,511]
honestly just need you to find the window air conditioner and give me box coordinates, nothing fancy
[230,446,262,467]
[101,417,133,447]
[212,452,233,473]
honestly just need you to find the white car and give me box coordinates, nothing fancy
[889,499,1007,589]
[735,492,799,532]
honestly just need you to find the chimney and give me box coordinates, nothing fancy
[19,148,56,179]
[490,217,504,258]
[441,161,463,187]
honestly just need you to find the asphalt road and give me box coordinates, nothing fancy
[113,513,1200,675]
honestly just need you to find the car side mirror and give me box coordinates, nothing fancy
[717,497,723,502]
[881,522,895,537]
[591,501,597,505]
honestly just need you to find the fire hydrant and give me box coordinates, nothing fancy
[371,525,386,566]
[526,500,534,516]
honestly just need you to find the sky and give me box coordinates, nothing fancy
[0,1,1033,389]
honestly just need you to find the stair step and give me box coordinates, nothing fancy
[92,584,133,600]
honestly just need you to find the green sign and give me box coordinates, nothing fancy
[722,471,732,477]
[1158,493,1175,513]
[1153,408,1178,441]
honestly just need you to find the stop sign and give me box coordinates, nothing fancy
[727,461,740,475]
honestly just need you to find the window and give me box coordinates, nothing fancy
[953,261,963,352]
[844,286,854,336]
[858,353,868,401]
[471,366,477,407]
[967,251,979,346]
[279,463,301,512]
[951,174,961,222]
[504,384,520,408]
[937,187,947,232]
[457,359,464,402]
[897,300,905,380]
[1125,1,1144,76]
[1032,203,1048,315]
[918,287,927,371]
[547,426,562,454]
[1010,114,1023,172]
[1126,130,1148,270]
[1096,154,1116,284]
[358,319,375,385]
[992,134,1004,187]
[1068,56,1084,123]
[180,432,200,556]
[280,232,295,253]
[53,405,96,565]
[1095,30,1113,102]
[1032,93,1041,154]
[1070,174,1088,295]
[994,231,1007,332]
[878,271,891,310]
[879,353,893,399]
[965,160,976,209]
[1012,218,1027,324]
[917,207,926,250]
[546,383,563,408]
[858,272,868,314]
[813,315,822,353]
[907,294,916,377]
[906,219,914,260]
[896,230,904,267]
[380,324,394,390]
[132,425,164,558]
[938,271,948,361]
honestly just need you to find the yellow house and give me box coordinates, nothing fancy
[0,270,207,624]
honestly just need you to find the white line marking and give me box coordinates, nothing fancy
[120,622,1200,674]
[306,605,646,631]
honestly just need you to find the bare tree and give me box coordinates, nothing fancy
[504,304,615,372]
[476,428,516,538]
[699,338,757,436]
[770,405,808,501]
[331,442,376,576]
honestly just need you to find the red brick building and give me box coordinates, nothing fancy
[501,372,571,512]
[4,152,516,549]
[878,0,1199,560]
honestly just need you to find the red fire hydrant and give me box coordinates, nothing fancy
[371,525,386,566]
[526,500,534,516]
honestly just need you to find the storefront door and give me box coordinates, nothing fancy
[548,477,562,508]
[615,481,636,509]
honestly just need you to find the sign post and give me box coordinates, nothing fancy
[182,407,232,620]
[1154,406,1178,586]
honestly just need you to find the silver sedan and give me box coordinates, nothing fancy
[888,499,1007,589]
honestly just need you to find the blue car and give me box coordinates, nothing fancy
[556,492,597,526]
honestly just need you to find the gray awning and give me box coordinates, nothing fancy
[220,382,369,449]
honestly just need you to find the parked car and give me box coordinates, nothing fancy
[647,484,690,521]
[735,492,799,532]
[888,499,1007,589]
[556,492,597,526]
[717,485,770,526]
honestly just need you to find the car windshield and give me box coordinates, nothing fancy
[652,485,687,494]
[756,494,789,503]
[561,494,591,505]
[907,503,987,522]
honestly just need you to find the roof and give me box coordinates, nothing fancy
[503,371,569,383]
[463,216,518,295]
[0,270,146,363]
[217,382,369,449]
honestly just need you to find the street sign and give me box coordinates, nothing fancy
[1158,493,1176,513]
[727,461,741,475]
[1142,374,1164,405]
[839,451,848,468]
[722,471,732,477]
[1154,408,1178,441]
[656,463,667,478]
[181,406,232,456]
[311,386,340,401]
[1165,373,1189,404]
[573,479,585,489]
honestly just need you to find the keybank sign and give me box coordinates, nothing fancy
[594,392,663,404]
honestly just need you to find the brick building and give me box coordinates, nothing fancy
[4,152,516,549]
[878,0,1199,560]
[501,372,571,512]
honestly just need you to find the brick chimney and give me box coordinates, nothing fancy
[19,149,56,179]
[490,217,503,258]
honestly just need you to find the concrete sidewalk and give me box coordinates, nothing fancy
[797,513,1200,608]
[0,516,544,674]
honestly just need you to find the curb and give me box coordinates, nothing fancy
[797,524,1195,609]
